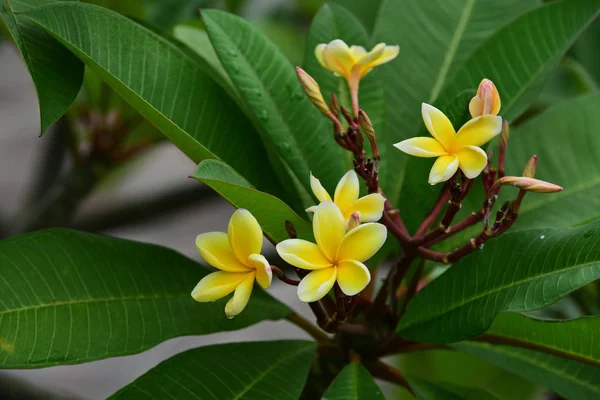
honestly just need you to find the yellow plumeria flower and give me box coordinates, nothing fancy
[469,78,501,118]
[307,170,386,224]
[315,40,399,83]
[394,103,502,185]
[191,209,272,319]
[277,201,387,302]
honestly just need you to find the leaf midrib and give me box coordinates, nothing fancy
[401,257,600,330]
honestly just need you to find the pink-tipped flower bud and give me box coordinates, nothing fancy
[494,176,562,193]
[359,110,379,159]
[469,78,501,118]
[330,93,340,115]
[523,155,538,178]
[296,67,330,116]
[347,212,361,232]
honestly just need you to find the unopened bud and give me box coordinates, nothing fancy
[494,176,562,193]
[347,212,361,232]
[469,78,501,118]
[330,93,340,116]
[500,120,509,149]
[296,67,329,116]
[522,155,537,178]
[359,110,379,159]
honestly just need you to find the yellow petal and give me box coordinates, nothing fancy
[356,43,385,76]
[456,145,488,179]
[421,103,455,149]
[373,45,400,66]
[225,272,255,318]
[228,209,263,265]
[310,173,332,202]
[315,44,327,68]
[297,267,337,302]
[313,200,346,261]
[334,170,360,213]
[191,271,249,302]
[322,39,355,78]
[195,232,250,272]
[248,254,272,289]
[393,137,447,158]
[345,193,386,223]
[336,222,387,263]
[336,260,371,296]
[276,239,332,270]
[429,155,459,185]
[453,115,503,149]
[350,45,367,59]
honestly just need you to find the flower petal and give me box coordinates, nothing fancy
[310,173,332,202]
[276,239,332,270]
[357,43,385,75]
[248,254,272,289]
[372,45,400,66]
[350,45,367,59]
[422,103,455,149]
[429,155,459,185]
[345,193,386,223]
[196,232,250,272]
[297,267,337,302]
[315,44,327,68]
[191,271,249,302]
[393,137,447,158]
[336,260,371,296]
[456,145,488,179]
[314,200,346,261]
[225,272,255,318]
[336,222,387,263]
[334,170,360,213]
[228,209,263,265]
[322,39,355,78]
[453,115,503,149]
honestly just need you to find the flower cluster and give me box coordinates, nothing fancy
[191,39,562,319]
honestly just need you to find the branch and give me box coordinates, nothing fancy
[365,361,415,395]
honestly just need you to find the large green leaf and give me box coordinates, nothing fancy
[23,2,280,194]
[1,0,83,133]
[191,160,313,243]
[0,230,290,368]
[329,0,383,35]
[202,9,347,205]
[303,3,385,143]
[407,377,465,400]
[454,342,600,400]
[370,0,539,210]
[485,314,600,367]
[322,363,385,400]
[397,220,600,343]
[110,341,316,400]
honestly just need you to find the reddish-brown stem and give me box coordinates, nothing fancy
[271,266,300,286]
[365,361,415,394]
[369,256,414,322]
[425,210,485,247]
[415,186,450,236]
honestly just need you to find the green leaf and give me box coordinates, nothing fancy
[505,93,600,229]
[397,220,600,343]
[371,0,539,209]
[328,0,383,35]
[484,314,600,367]
[202,9,347,204]
[191,159,313,243]
[110,340,316,399]
[1,0,83,133]
[0,230,290,368]
[23,2,280,193]
[303,4,385,154]
[322,363,385,400]
[454,341,600,400]
[407,376,465,400]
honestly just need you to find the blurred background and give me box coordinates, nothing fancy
[1,0,598,399]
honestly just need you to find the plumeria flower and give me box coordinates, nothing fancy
[277,201,387,302]
[191,209,272,318]
[307,170,386,225]
[394,103,503,185]
[315,39,399,83]
[469,78,501,118]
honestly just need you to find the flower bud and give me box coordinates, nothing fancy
[347,212,361,232]
[495,176,562,193]
[522,155,537,178]
[469,78,501,118]
[500,120,509,149]
[296,67,330,116]
[330,93,340,116]
[359,110,379,159]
